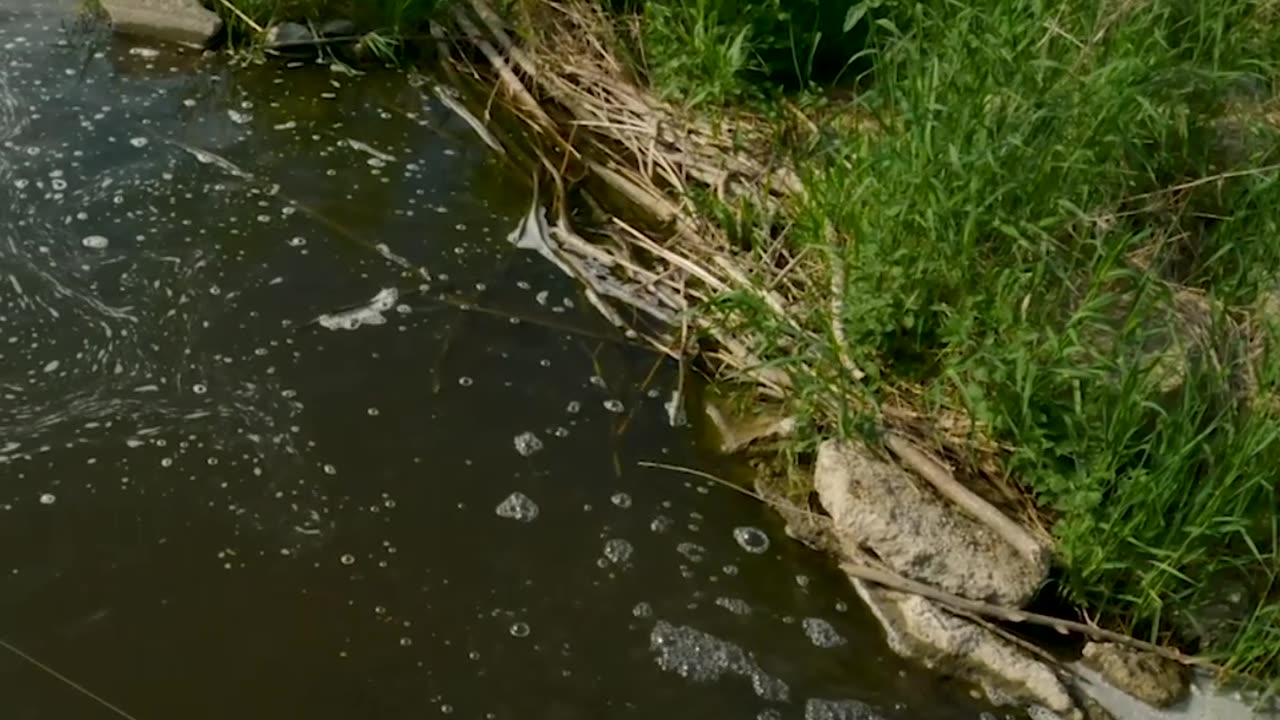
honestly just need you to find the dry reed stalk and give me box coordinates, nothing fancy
[451,0,1038,520]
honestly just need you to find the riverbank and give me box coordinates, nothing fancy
[212,0,1280,704]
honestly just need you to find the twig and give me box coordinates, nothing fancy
[637,460,814,511]
[216,0,265,34]
[825,223,866,383]
[885,432,1049,567]
[431,83,506,155]
[1125,162,1280,201]
[837,562,1221,671]
[0,637,141,720]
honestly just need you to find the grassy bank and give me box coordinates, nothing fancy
[614,0,1280,684]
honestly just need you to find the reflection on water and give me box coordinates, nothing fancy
[0,3,1016,719]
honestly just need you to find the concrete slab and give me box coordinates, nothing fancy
[101,0,222,47]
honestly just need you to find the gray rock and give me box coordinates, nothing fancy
[851,579,1076,716]
[814,439,1046,606]
[101,0,222,47]
[317,18,358,37]
[1081,643,1188,709]
[265,21,315,48]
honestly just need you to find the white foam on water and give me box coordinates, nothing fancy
[714,597,752,616]
[677,542,706,562]
[649,620,790,702]
[804,698,884,720]
[801,618,847,648]
[512,431,543,457]
[495,491,539,522]
[603,538,633,565]
[316,288,398,331]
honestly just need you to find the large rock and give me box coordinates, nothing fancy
[815,439,1046,606]
[101,0,223,47]
[1081,643,1188,709]
[851,579,1076,717]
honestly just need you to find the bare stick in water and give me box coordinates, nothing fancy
[0,637,141,720]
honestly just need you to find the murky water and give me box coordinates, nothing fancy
[0,4,1014,719]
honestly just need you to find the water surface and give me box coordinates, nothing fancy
[0,4,1014,719]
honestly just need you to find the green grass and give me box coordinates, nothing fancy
[628,0,1280,687]
[631,0,871,105]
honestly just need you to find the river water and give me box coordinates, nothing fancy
[0,3,1010,719]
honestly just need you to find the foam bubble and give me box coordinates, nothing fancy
[513,431,543,457]
[733,526,771,554]
[603,538,633,565]
[495,492,539,522]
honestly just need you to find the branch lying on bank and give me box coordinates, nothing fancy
[641,459,1218,672]
[885,433,1050,567]
[836,562,1219,671]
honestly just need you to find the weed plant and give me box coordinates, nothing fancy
[640,0,1280,684]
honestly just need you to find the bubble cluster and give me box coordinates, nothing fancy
[650,620,790,702]
[802,618,847,648]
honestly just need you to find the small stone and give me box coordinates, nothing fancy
[265,21,318,58]
[1081,642,1188,708]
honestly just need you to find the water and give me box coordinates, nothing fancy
[0,4,1011,719]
